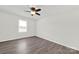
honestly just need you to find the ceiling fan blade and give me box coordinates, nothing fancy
[25,11,30,12]
[36,13,40,16]
[36,9,41,12]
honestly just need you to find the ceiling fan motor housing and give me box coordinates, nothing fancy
[31,7,36,11]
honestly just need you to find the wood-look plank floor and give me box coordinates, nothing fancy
[0,36,79,54]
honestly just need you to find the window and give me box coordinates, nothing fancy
[18,19,27,32]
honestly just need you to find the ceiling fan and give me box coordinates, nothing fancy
[25,7,41,16]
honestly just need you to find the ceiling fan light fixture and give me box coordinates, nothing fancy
[31,11,36,15]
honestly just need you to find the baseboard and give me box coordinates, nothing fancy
[36,35,79,51]
[0,36,35,43]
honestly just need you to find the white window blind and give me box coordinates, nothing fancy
[18,19,27,32]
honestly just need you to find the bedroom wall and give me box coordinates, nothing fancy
[0,10,36,42]
[36,8,79,50]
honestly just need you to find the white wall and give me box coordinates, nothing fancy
[0,10,36,42]
[37,9,79,50]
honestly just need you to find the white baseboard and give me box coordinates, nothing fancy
[0,35,35,42]
[36,35,79,51]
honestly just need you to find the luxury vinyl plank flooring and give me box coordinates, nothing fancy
[0,36,79,54]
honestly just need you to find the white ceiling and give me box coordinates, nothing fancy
[0,5,79,20]
[0,5,45,20]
